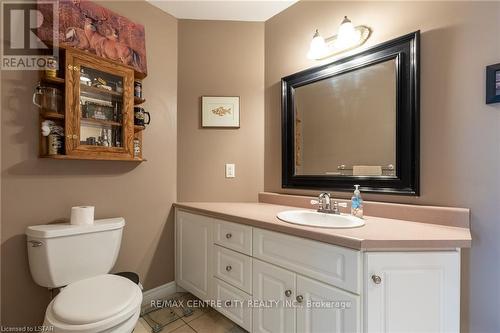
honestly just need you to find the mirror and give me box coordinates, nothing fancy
[282,31,420,195]
[294,58,396,177]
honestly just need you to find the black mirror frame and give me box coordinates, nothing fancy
[282,31,420,195]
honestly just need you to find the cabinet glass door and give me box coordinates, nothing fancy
[79,66,125,148]
[66,51,133,158]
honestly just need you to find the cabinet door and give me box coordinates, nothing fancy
[296,275,360,333]
[175,210,213,301]
[364,251,460,333]
[253,259,295,333]
[65,50,134,158]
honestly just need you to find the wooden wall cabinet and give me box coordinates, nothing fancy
[38,47,146,161]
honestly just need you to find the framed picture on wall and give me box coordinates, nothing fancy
[201,96,240,128]
[486,63,500,104]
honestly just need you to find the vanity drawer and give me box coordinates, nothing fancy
[214,245,252,294]
[253,228,361,294]
[213,277,252,332]
[214,219,252,255]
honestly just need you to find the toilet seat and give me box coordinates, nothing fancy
[45,274,142,332]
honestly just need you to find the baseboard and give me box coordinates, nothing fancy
[142,280,178,306]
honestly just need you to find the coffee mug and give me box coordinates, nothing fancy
[134,107,151,126]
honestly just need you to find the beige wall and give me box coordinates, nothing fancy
[177,20,264,202]
[265,1,500,331]
[0,1,177,325]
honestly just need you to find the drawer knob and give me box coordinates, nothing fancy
[296,295,303,303]
[225,265,232,272]
[285,289,292,297]
[225,233,232,239]
[372,275,382,284]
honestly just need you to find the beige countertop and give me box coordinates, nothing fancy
[173,202,471,250]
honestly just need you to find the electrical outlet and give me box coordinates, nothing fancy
[225,163,235,178]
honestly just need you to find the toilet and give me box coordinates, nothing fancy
[26,218,142,333]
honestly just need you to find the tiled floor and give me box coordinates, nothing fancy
[134,292,247,333]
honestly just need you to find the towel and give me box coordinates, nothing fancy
[353,165,382,176]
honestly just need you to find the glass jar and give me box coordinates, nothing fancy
[32,84,63,113]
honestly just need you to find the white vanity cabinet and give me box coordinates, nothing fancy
[364,251,460,333]
[253,259,296,333]
[175,211,213,301]
[175,209,461,333]
[252,258,360,333]
[296,275,360,333]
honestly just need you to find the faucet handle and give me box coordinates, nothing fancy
[331,201,348,214]
[310,199,319,206]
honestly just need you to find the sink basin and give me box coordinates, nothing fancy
[277,210,365,229]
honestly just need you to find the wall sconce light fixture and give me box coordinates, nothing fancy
[307,16,372,60]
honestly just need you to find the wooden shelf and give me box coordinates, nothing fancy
[40,111,65,120]
[134,97,146,105]
[41,76,65,84]
[80,84,122,97]
[81,117,122,126]
[134,125,145,132]
[40,154,146,162]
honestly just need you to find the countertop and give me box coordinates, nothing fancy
[173,202,471,250]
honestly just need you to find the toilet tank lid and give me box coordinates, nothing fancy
[25,218,125,239]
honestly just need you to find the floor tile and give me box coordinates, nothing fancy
[156,319,185,333]
[143,307,183,333]
[170,325,197,333]
[174,296,211,323]
[187,310,247,333]
[134,318,151,333]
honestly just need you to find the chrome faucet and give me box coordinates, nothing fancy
[311,192,347,214]
[318,192,332,212]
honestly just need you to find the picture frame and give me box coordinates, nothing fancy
[201,96,240,128]
[486,63,500,104]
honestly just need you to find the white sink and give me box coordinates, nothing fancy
[277,210,365,229]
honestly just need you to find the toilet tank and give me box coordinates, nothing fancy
[25,218,125,288]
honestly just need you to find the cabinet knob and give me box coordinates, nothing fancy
[296,295,303,303]
[225,265,232,272]
[66,134,72,139]
[371,275,382,284]
[67,64,73,71]
[225,233,232,239]
[284,289,292,297]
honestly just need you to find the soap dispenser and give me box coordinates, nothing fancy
[351,185,364,218]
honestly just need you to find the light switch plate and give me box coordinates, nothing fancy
[225,163,235,178]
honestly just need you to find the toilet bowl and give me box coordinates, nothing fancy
[25,218,142,333]
[44,275,142,333]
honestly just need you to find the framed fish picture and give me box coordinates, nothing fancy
[201,96,240,128]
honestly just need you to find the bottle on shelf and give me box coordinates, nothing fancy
[351,184,364,218]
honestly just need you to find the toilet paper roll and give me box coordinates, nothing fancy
[70,206,95,225]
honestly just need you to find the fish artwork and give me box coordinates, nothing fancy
[211,106,232,116]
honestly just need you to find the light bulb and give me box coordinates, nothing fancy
[336,16,360,49]
[307,29,327,60]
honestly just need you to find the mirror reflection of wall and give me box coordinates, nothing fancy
[294,58,397,177]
